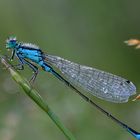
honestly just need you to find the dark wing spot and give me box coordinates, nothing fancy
[126,80,130,84]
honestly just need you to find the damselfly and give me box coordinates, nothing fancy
[6,36,140,139]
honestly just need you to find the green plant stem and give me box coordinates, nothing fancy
[1,56,76,140]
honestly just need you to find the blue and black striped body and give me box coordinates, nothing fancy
[8,41,68,84]
[16,43,52,72]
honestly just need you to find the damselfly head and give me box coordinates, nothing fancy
[6,36,17,49]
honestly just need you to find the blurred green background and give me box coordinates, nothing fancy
[0,0,140,140]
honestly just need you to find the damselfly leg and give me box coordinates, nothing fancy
[13,54,38,83]
[21,59,38,83]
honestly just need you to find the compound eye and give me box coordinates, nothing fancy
[10,40,16,44]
